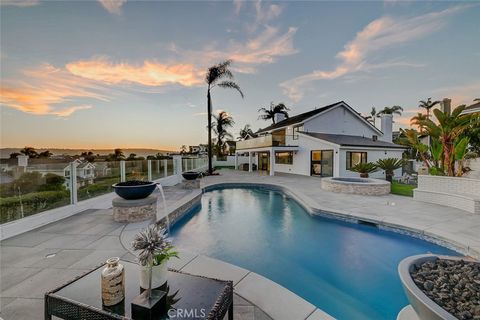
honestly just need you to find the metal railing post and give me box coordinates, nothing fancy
[147,160,152,181]
[120,160,126,182]
[69,162,78,204]
[164,160,168,177]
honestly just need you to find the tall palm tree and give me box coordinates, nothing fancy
[238,124,255,140]
[213,111,235,157]
[258,102,290,124]
[418,98,440,119]
[410,113,428,133]
[377,105,403,116]
[205,60,243,174]
[370,107,377,126]
[418,105,475,176]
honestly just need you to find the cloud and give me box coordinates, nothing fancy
[280,5,469,101]
[98,0,126,15]
[254,0,282,24]
[66,57,203,87]
[0,64,106,116]
[174,25,298,74]
[0,0,39,7]
[233,0,243,14]
[431,81,480,106]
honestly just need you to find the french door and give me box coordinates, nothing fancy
[311,150,334,177]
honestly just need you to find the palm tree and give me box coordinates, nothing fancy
[258,102,290,124]
[418,98,440,119]
[350,162,378,178]
[377,105,403,116]
[213,111,235,157]
[376,158,405,182]
[238,124,255,140]
[180,145,187,154]
[205,60,243,174]
[418,105,475,176]
[369,107,377,126]
[410,113,428,133]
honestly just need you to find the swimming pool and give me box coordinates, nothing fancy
[170,187,458,320]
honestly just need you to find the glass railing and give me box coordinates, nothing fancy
[77,161,120,201]
[0,157,206,224]
[236,134,293,150]
[0,170,71,224]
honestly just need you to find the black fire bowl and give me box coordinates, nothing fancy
[182,171,200,181]
[112,181,157,200]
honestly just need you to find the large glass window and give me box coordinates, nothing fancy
[275,152,293,165]
[346,151,367,170]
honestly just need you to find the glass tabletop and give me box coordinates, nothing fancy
[52,260,230,319]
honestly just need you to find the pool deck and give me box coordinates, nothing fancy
[1,170,479,320]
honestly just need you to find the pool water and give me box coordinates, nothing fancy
[170,187,458,320]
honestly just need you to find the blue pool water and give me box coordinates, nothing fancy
[170,187,458,320]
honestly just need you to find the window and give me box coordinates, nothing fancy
[275,152,293,165]
[346,151,367,170]
[293,125,304,140]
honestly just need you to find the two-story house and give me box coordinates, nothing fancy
[235,101,405,179]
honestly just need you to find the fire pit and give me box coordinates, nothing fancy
[112,180,156,200]
[182,171,200,181]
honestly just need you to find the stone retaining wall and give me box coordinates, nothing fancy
[321,178,391,196]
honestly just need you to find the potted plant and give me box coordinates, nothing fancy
[131,225,178,297]
[350,162,377,178]
[376,158,405,182]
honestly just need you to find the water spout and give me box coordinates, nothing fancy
[155,183,170,234]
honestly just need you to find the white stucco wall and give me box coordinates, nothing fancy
[339,148,404,179]
[303,106,380,138]
[273,133,403,179]
[273,134,340,176]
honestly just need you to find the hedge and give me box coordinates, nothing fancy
[0,190,70,224]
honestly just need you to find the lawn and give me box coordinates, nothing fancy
[391,182,416,197]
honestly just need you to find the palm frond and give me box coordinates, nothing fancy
[217,81,244,98]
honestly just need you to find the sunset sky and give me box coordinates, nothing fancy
[1,0,479,150]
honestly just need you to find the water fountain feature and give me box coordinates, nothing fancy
[155,183,170,234]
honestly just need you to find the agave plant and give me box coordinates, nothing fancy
[376,158,405,182]
[132,224,172,298]
[350,162,378,178]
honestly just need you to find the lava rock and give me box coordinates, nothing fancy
[411,258,480,320]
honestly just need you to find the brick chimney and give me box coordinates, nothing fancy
[442,98,451,115]
[380,114,393,142]
[274,113,286,124]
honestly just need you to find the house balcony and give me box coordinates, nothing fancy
[236,134,298,151]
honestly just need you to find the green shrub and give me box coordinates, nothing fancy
[0,190,70,224]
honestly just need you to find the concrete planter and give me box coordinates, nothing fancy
[398,254,460,320]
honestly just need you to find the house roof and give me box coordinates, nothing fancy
[256,101,382,135]
[257,101,342,133]
[224,140,236,147]
[463,101,480,113]
[301,132,406,149]
[28,163,69,171]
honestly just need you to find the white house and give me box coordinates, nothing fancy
[235,101,405,179]
[27,159,96,188]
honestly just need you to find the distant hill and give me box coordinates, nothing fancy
[0,148,174,159]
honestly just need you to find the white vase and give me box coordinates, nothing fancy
[139,261,168,289]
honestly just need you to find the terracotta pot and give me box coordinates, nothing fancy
[360,173,369,178]
[139,261,167,290]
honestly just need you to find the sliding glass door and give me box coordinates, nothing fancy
[311,150,334,177]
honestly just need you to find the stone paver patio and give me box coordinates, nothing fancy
[1,170,479,320]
